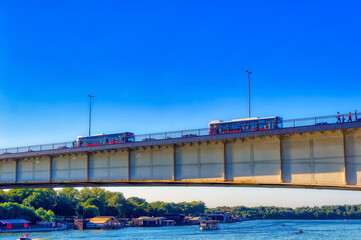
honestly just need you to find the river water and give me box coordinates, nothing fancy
[1,220,360,240]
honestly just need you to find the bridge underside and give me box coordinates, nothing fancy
[1,124,361,190]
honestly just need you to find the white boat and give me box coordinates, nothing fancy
[199,220,220,230]
[17,233,32,240]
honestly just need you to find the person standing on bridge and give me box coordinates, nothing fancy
[336,112,341,123]
[355,110,358,122]
[342,115,345,123]
[348,112,352,122]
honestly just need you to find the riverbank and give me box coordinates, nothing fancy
[0,225,67,233]
[1,220,361,240]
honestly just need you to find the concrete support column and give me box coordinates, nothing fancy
[278,136,283,183]
[223,141,227,181]
[15,159,18,183]
[250,144,254,180]
[150,150,153,180]
[340,131,348,185]
[197,146,201,178]
[172,145,176,181]
[127,149,130,181]
[309,139,315,183]
[32,158,36,181]
[49,156,53,182]
[86,153,90,181]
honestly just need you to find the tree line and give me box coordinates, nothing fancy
[206,205,361,219]
[0,188,206,221]
[1,188,361,222]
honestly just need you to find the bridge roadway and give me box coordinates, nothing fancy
[1,122,361,190]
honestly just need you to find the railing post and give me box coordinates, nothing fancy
[198,129,200,136]
[293,120,295,127]
[17,148,18,153]
[53,144,54,150]
[315,117,317,125]
[40,145,42,151]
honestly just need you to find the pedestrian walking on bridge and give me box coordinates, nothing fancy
[355,110,358,122]
[348,112,352,122]
[336,112,341,123]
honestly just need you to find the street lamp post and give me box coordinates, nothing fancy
[245,70,252,118]
[87,94,95,136]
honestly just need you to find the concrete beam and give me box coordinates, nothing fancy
[1,125,361,190]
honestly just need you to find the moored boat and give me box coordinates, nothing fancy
[17,233,32,240]
[199,220,220,230]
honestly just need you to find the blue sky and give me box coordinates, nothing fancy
[1,0,361,207]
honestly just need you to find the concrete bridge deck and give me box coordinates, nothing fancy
[1,121,361,190]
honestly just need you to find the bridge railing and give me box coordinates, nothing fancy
[0,113,360,155]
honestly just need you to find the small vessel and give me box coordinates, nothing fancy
[17,234,32,240]
[199,220,220,230]
[298,229,303,234]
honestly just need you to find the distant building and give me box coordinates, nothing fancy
[86,216,123,229]
[163,214,185,225]
[184,216,205,225]
[209,212,234,223]
[36,221,53,227]
[0,219,31,230]
[155,217,175,226]
[133,217,160,227]
[74,218,86,230]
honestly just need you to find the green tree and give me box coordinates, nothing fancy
[35,207,56,222]
[78,187,106,203]
[54,193,77,217]
[105,192,127,217]
[23,188,56,211]
[128,197,148,217]
[6,189,34,204]
[0,190,9,203]
[83,205,99,218]
[0,202,39,223]
[83,198,105,215]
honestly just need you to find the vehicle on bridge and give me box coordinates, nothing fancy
[209,116,283,135]
[77,132,135,147]
[142,137,156,142]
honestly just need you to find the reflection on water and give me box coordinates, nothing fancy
[1,220,361,240]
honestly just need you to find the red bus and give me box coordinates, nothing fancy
[209,116,283,135]
[77,132,135,147]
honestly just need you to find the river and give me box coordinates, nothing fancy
[1,220,360,240]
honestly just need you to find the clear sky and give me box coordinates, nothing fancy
[1,0,361,208]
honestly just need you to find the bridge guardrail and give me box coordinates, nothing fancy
[0,113,360,155]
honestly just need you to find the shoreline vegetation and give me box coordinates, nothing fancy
[0,187,360,224]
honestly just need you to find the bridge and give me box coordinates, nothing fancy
[1,114,361,190]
